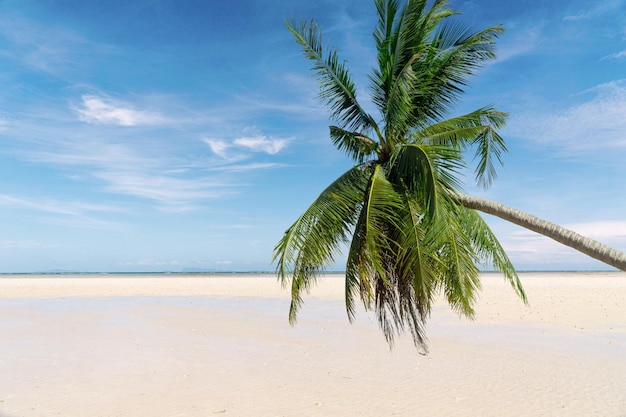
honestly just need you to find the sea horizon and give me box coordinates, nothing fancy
[0,269,623,276]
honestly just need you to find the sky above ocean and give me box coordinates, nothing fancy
[0,0,624,272]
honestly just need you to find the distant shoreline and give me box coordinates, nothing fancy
[0,269,623,276]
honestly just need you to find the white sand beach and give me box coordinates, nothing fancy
[0,272,625,416]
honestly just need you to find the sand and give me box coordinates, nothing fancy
[0,272,625,417]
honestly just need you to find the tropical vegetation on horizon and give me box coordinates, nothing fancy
[274,0,626,351]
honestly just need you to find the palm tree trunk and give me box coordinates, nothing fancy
[456,194,626,271]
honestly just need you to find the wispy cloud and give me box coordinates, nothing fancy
[234,136,287,154]
[0,15,116,76]
[0,193,122,217]
[207,162,284,173]
[508,79,626,152]
[0,193,125,229]
[206,224,253,230]
[602,49,626,60]
[93,170,234,212]
[234,92,324,116]
[73,95,166,126]
[204,139,232,159]
[25,142,238,211]
[0,117,9,132]
[562,220,626,240]
[231,73,327,119]
[0,240,50,250]
[4,93,288,211]
[203,135,288,160]
[495,24,543,62]
[564,1,624,21]
[498,220,626,268]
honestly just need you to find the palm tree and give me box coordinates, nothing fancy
[274,0,626,351]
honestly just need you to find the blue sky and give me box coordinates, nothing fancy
[0,0,624,273]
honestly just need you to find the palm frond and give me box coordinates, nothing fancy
[345,202,371,320]
[362,165,404,278]
[329,126,380,163]
[389,143,465,218]
[388,143,439,217]
[456,205,527,302]
[471,122,507,188]
[413,106,507,144]
[392,193,436,349]
[286,19,381,138]
[371,0,451,146]
[424,198,481,318]
[274,165,371,322]
[371,0,420,142]
[410,21,504,123]
[413,106,509,187]
[345,165,406,343]
[373,0,401,51]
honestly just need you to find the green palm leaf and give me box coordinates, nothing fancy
[329,126,379,164]
[286,19,382,138]
[414,106,509,187]
[361,165,404,278]
[389,143,465,217]
[346,165,406,343]
[457,205,527,302]
[411,22,504,123]
[274,165,371,322]
[427,200,481,317]
[392,193,436,349]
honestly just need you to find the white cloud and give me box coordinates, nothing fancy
[206,224,253,230]
[20,136,235,211]
[25,139,159,169]
[0,193,125,229]
[233,80,325,118]
[0,14,117,76]
[0,193,121,216]
[10,110,278,210]
[74,95,165,126]
[509,80,626,151]
[0,117,9,132]
[93,170,234,211]
[564,12,592,21]
[204,134,288,160]
[203,139,232,159]
[495,25,543,62]
[562,220,626,240]
[234,136,287,154]
[5,91,285,211]
[208,162,283,173]
[0,240,48,250]
[497,220,626,269]
[563,1,624,21]
[602,49,626,60]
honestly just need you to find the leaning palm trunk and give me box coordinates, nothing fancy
[456,194,626,271]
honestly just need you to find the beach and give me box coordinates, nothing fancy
[1,272,625,416]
